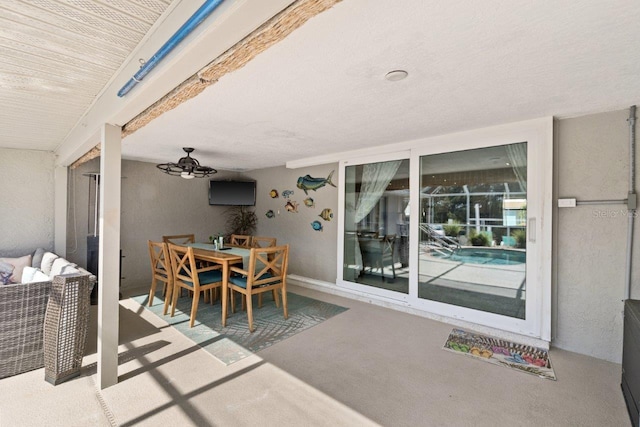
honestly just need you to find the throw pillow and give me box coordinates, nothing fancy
[26,269,50,283]
[50,258,79,278]
[0,261,14,285]
[0,254,32,283]
[40,252,59,276]
[32,248,47,269]
[21,266,38,283]
[21,266,50,283]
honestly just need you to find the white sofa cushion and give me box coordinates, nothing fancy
[50,257,79,278]
[40,252,59,276]
[21,266,50,284]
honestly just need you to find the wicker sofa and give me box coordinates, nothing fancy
[0,250,95,380]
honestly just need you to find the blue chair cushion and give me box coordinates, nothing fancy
[229,272,278,289]
[183,269,222,286]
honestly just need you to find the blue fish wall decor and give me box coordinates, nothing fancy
[282,189,294,199]
[296,170,336,195]
[311,220,323,231]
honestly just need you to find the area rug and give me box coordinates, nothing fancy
[131,291,348,365]
[443,328,556,380]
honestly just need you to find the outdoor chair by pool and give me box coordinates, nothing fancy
[168,244,223,328]
[360,235,397,280]
[228,244,289,332]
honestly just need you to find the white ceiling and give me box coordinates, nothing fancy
[0,0,173,150]
[3,1,640,172]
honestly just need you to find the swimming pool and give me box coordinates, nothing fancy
[435,248,526,265]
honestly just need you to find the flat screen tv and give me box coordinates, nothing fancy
[208,180,256,206]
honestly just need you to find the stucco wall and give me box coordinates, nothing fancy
[554,109,638,362]
[243,164,339,283]
[66,158,238,290]
[52,108,636,363]
[0,148,55,256]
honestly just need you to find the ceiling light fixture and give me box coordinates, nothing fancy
[385,69,408,81]
[157,147,217,179]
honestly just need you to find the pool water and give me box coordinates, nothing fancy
[436,248,526,265]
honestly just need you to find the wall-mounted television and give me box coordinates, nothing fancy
[208,180,256,206]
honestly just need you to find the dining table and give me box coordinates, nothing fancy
[186,243,250,327]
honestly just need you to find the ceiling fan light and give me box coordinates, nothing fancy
[157,147,217,178]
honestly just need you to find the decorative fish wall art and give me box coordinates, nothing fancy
[282,189,294,199]
[269,189,279,198]
[265,210,275,218]
[311,220,323,231]
[319,208,333,221]
[297,170,336,195]
[285,200,299,213]
[303,197,315,208]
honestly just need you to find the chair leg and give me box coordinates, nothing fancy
[163,280,173,315]
[273,289,280,308]
[148,277,157,306]
[281,288,288,320]
[189,287,199,328]
[170,283,180,317]
[258,293,263,308]
[246,291,254,332]
[230,288,236,313]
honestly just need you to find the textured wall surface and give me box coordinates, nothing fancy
[66,158,237,290]
[0,149,55,256]
[555,109,638,362]
[53,108,637,363]
[244,164,339,283]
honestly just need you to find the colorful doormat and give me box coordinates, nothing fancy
[132,291,348,365]
[443,328,556,380]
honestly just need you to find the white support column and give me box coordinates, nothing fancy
[97,124,121,389]
[53,166,68,257]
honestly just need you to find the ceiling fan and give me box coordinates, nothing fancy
[156,147,217,179]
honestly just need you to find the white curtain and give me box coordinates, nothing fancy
[355,160,403,222]
[352,160,402,271]
[506,143,527,193]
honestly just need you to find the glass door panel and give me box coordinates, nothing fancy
[343,159,410,294]
[418,143,527,319]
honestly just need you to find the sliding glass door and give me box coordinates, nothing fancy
[340,153,410,300]
[337,119,552,340]
[417,143,527,319]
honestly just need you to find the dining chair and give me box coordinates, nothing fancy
[230,234,252,247]
[167,243,224,328]
[147,241,172,311]
[251,236,277,248]
[162,234,195,245]
[228,244,289,332]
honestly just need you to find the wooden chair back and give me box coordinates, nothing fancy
[167,243,223,328]
[230,234,252,247]
[147,240,172,310]
[162,234,195,245]
[251,236,277,248]
[228,244,289,332]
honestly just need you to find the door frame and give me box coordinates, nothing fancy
[336,117,553,341]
